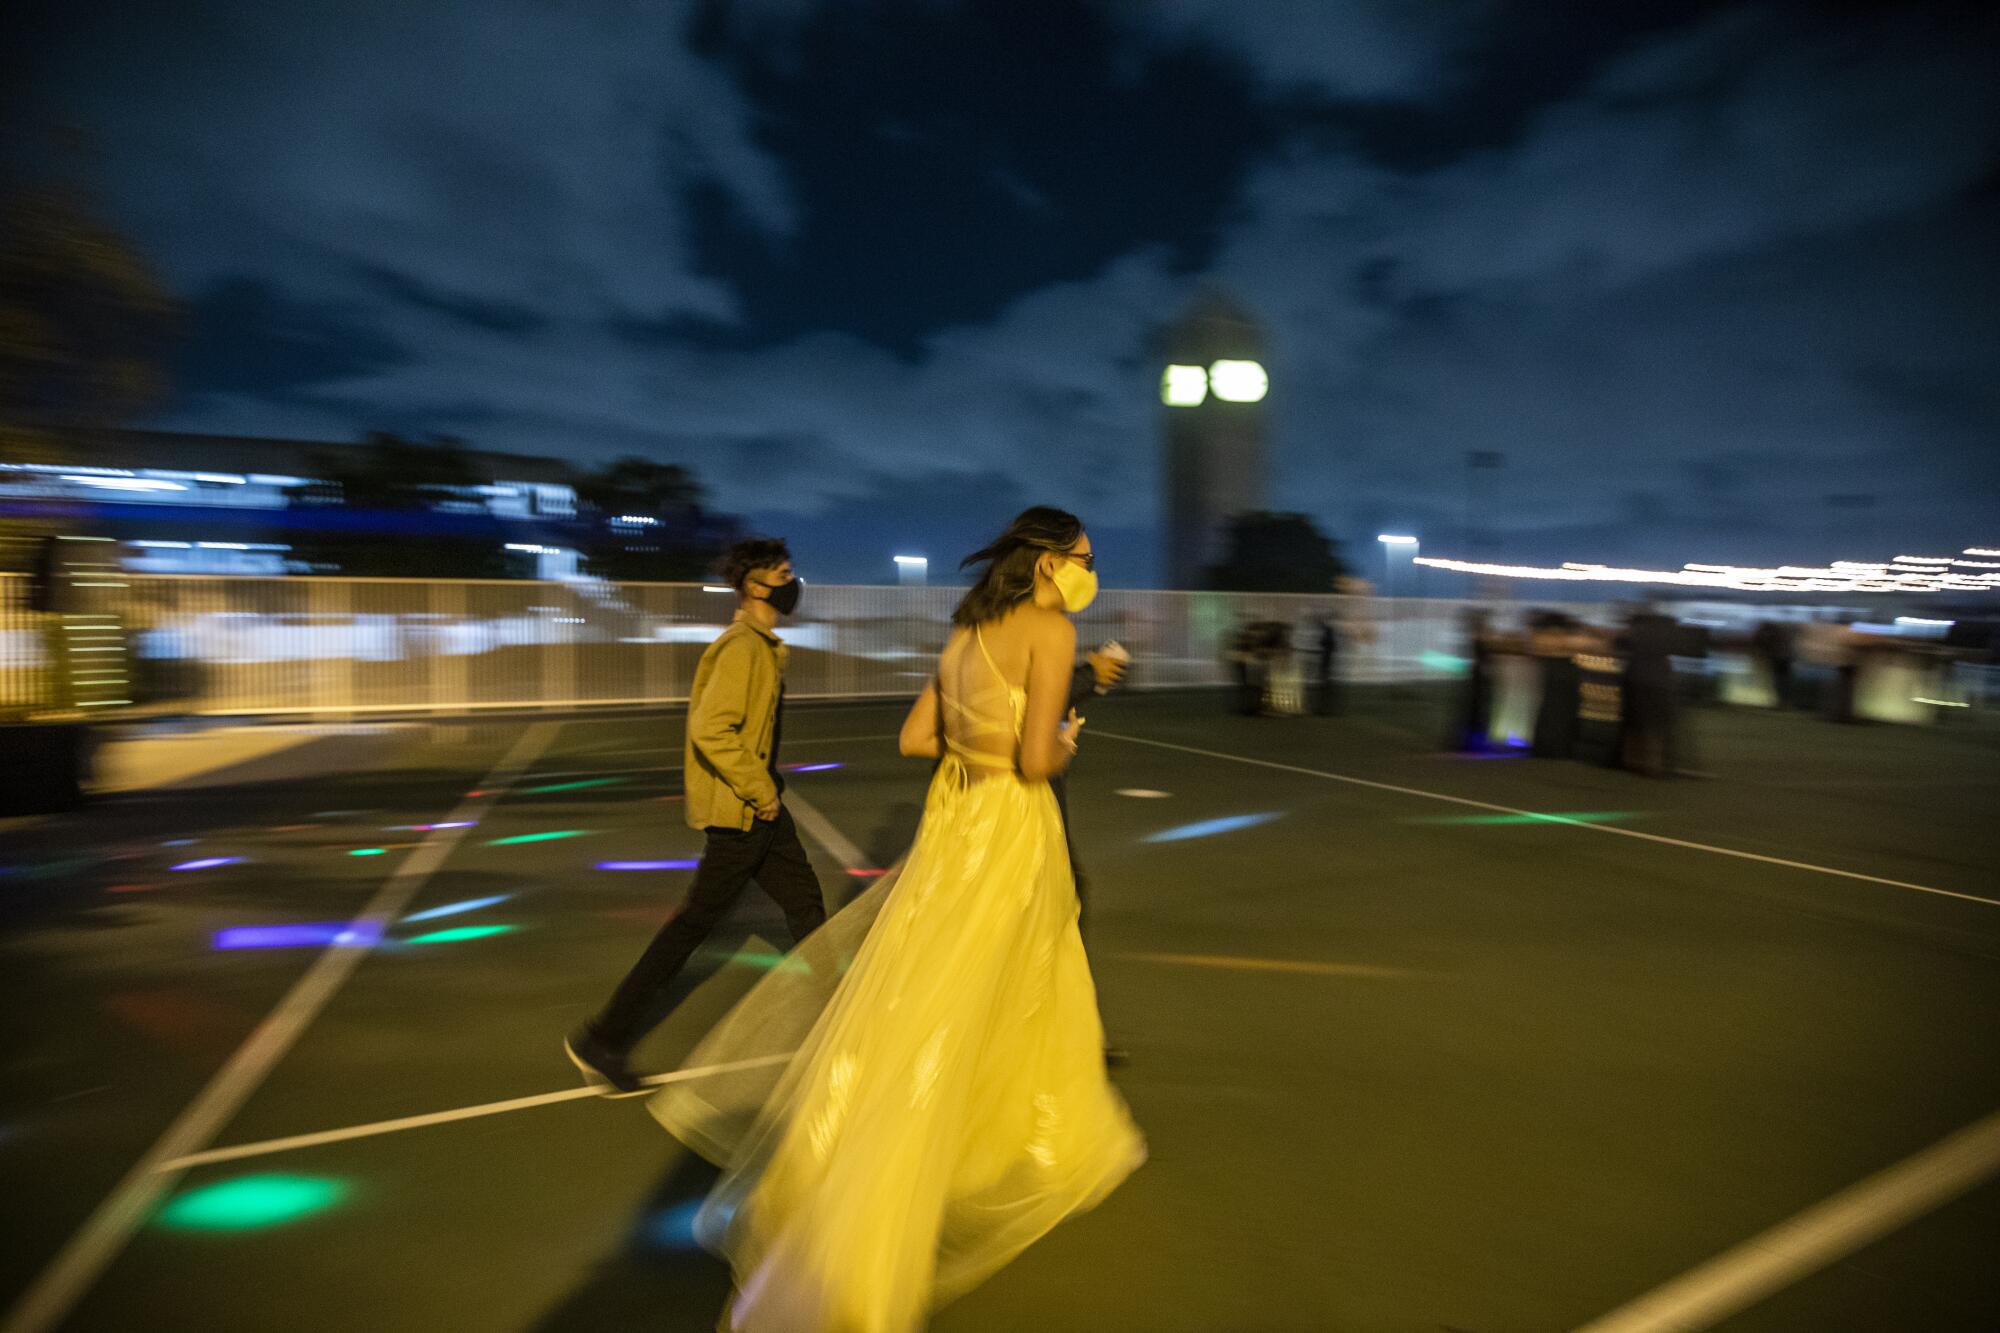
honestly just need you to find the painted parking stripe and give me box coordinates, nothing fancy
[1572,1107,2000,1333]
[1093,731,2000,911]
[3,723,563,1333]
[153,1054,796,1173]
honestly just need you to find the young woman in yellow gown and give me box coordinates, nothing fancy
[651,507,1145,1331]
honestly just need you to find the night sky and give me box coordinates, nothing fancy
[14,0,2000,584]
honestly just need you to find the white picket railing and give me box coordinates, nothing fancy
[3,573,1560,717]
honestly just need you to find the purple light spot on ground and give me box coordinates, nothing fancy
[213,922,382,950]
[784,763,842,773]
[597,860,700,871]
[170,857,244,871]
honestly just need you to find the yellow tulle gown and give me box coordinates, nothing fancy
[650,626,1145,1331]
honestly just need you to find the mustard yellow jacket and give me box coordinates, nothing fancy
[684,619,788,832]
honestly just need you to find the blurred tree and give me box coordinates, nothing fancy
[575,456,703,517]
[287,433,506,577]
[0,181,179,571]
[305,432,483,510]
[574,455,733,582]
[1204,511,1347,593]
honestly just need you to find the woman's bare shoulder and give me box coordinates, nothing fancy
[1017,605,1076,647]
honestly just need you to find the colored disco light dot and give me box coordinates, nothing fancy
[596,860,699,871]
[521,777,625,794]
[645,1200,706,1250]
[348,847,388,857]
[783,762,842,773]
[160,838,198,848]
[400,894,512,923]
[1115,789,1171,799]
[845,868,887,878]
[170,856,245,871]
[1410,810,1641,827]
[214,923,382,950]
[486,830,592,846]
[1143,813,1282,843]
[402,923,519,945]
[156,1175,346,1230]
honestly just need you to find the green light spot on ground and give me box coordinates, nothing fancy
[521,777,625,794]
[348,847,388,857]
[403,923,520,945]
[1407,811,1641,827]
[157,1175,345,1230]
[486,830,592,846]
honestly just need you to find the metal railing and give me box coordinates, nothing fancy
[2,573,1564,717]
[4,572,1989,724]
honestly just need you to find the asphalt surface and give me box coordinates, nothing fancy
[2,691,1996,1332]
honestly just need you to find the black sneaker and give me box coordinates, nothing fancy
[565,1027,647,1098]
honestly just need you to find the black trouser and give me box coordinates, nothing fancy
[1050,774,1088,932]
[590,806,826,1054]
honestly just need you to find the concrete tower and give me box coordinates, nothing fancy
[1159,290,1269,589]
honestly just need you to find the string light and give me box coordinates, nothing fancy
[1413,544,2000,595]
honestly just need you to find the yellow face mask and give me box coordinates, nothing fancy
[1050,558,1098,613]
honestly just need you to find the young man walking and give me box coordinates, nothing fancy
[566,538,825,1095]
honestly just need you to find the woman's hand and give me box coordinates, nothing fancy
[1059,707,1084,754]
[899,681,943,759]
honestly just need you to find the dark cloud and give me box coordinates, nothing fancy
[14,0,1998,583]
[178,277,408,397]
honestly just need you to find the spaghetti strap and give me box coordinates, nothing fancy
[973,626,1008,687]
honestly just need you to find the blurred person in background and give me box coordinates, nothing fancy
[1263,620,1306,715]
[1227,613,1261,715]
[650,506,1142,1330]
[1312,612,1341,715]
[1617,603,1682,777]
[1447,608,1497,752]
[566,537,823,1096]
[1751,619,1796,709]
[1530,612,1589,760]
[1795,614,1848,716]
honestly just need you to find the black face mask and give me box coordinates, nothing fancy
[760,577,802,616]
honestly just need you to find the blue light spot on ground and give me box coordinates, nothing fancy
[400,894,512,923]
[597,860,699,871]
[214,923,381,950]
[644,1200,706,1249]
[170,856,244,871]
[1143,813,1282,843]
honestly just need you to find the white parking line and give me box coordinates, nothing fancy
[3,723,563,1333]
[1572,1107,2000,1332]
[783,788,870,869]
[152,1054,796,1173]
[1093,731,2000,911]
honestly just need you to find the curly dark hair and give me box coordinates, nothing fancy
[717,537,792,592]
[952,506,1083,627]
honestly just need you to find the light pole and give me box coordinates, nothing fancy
[893,554,928,587]
[1377,534,1418,682]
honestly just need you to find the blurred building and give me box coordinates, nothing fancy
[0,428,728,579]
[1159,291,1270,589]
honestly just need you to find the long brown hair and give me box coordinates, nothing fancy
[952,506,1083,627]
